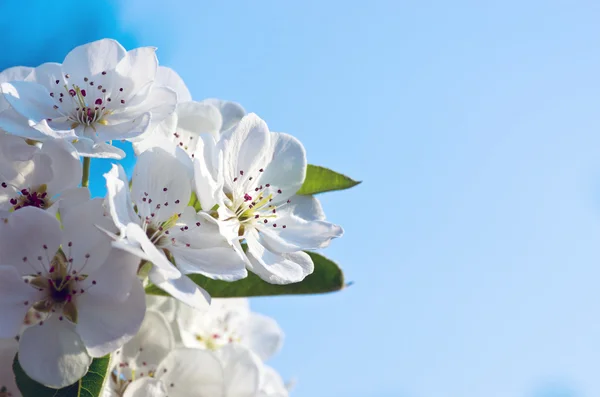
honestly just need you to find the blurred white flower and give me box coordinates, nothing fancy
[177,298,284,361]
[104,310,175,397]
[124,345,263,397]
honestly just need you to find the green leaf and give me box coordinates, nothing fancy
[146,251,345,297]
[297,165,360,195]
[187,191,202,212]
[13,354,111,397]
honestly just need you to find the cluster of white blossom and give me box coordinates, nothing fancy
[0,38,343,395]
[103,296,289,397]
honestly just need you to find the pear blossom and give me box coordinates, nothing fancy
[0,39,177,159]
[0,203,145,388]
[177,298,284,361]
[0,134,85,216]
[194,113,343,284]
[120,345,263,397]
[105,144,246,309]
[0,337,21,397]
[105,310,175,397]
[106,297,288,397]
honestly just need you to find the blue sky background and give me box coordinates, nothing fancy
[2,1,600,396]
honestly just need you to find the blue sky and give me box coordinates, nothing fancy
[3,1,600,396]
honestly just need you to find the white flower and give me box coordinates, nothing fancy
[0,337,21,397]
[132,98,245,158]
[105,309,175,397]
[258,366,289,397]
[105,144,246,309]
[0,39,177,159]
[123,345,263,397]
[0,203,145,388]
[0,134,85,216]
[194,113,343,284]
[177,298,284,361]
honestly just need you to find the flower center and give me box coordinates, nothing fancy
[135,188,201,251]
[21,245,97,324]
[46,73,129,131]
[195,332,240,351]
[8,185,50,211]
[224,169,290,235]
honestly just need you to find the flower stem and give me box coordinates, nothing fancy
[81,157,91,187]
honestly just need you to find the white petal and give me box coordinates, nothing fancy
[138,86,178,124]
[19,316,91,388]
[104,164,139,233]
[166,209,247,280]
[56,187,92,214]
[219,113,271,190]
[146,295,177,323]
[118,310,174,370]
[171,246,248,281]
[25,62,65,93]
[257,132,306,203]
[0,207,61,276]
[0,66,33,83]
[258,366,289,397]
[217,344,262,397]
[75,141,126,159]
[0,132,38,161]
[243,313,284,361]
[60,198,115,275]
[1,81,57,123]
[131,147,191,223]
[256,215,343,253]
[124,378,167,397]
[245,231,314,284]
[94,112,151,141]
[28,118,79,141]
[62,39,127,78]
[115,47,158,97]
[81,248,140,304]
[131,111,177,150]
[125,223,180,279]
[176,101,222,139]
[282,194,326,221]
[0,337,21,397]
[201,98,246,133]
[193,134,224,211]
[0,108,64,140]
[157,348,224,397]
[40,139,81,197]
[148,268,210,311]
[27,152,53,189]
[0,266,41,338]
[156,66,191,103]
[76,279,145,357]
